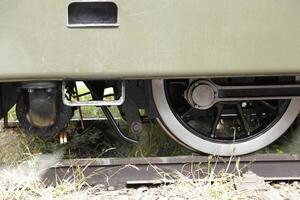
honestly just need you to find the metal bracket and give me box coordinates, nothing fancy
[62,81,125,107]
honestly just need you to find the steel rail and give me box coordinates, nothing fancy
[43,154,300,188]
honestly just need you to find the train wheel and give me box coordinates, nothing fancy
[152,79,300,156]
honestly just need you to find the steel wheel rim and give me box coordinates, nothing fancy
[152,79,300,156]
[164,79,291,143]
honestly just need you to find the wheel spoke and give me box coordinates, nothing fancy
[181,107,194,118]
[258,100,277,113]
[210,104,224,138]
[236,104,251,135]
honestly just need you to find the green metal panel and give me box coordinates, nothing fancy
[0,0,300,81]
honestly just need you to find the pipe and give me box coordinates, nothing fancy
[101,106,138,144]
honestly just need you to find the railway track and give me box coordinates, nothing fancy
[43,154,300,189]
[3,120,300,189]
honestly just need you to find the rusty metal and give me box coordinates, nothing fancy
[43,154,300,189]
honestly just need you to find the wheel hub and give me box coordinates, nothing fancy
[185,80,217,110]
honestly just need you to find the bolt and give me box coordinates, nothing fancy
[46,88,53,93]
[131,122,143,134]
[241,102,247,108]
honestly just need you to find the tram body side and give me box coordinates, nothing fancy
[0,0,300,81]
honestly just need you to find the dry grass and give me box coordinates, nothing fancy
[0,127,250,200]
[138,174,244,200]
[2,152,299,200]
[0,125,297,200]
[0,153,254,200]
[0,157,272,200]
[1,88,300,199]
[0,163,104,200]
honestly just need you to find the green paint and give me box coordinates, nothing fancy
[0,0,300,81]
